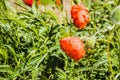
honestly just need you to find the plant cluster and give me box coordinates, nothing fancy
[0,0,120,80]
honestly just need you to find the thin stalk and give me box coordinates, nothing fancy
[44,5,47,12]
[107,31,114,80]
[70,25,72,36]
[70,0,73,36]
[115,25,120,70]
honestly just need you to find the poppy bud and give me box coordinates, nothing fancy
[86,36,96,48]
[111,6,120,24]
[24,0,34,7]
[60,37,85,61]
[71,4,90,29]
[56,0,61,5]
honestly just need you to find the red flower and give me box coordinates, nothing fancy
[24,0,34,7]
[71,4,90,29]
[60,37,85,61]
[24,0,40,7]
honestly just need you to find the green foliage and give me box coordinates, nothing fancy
[40,0,54,5]
[0,0,120,80]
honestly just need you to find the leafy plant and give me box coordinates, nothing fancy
[0,0,120,80]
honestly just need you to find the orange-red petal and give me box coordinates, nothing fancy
[60,37,85,61]
[71,4,90,29]
[24,0,34,7]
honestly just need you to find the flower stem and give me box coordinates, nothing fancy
[107,31,114,80]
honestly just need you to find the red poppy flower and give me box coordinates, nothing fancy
[24,0,40,7]
[24,0,34,7]
[71,4,90,29]
[60,37,85,61]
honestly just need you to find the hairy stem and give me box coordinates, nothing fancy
[107,31,114,80]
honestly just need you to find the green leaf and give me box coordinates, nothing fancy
[0,65,10,72]
[5,45,17,64]
[0,48,8,63]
